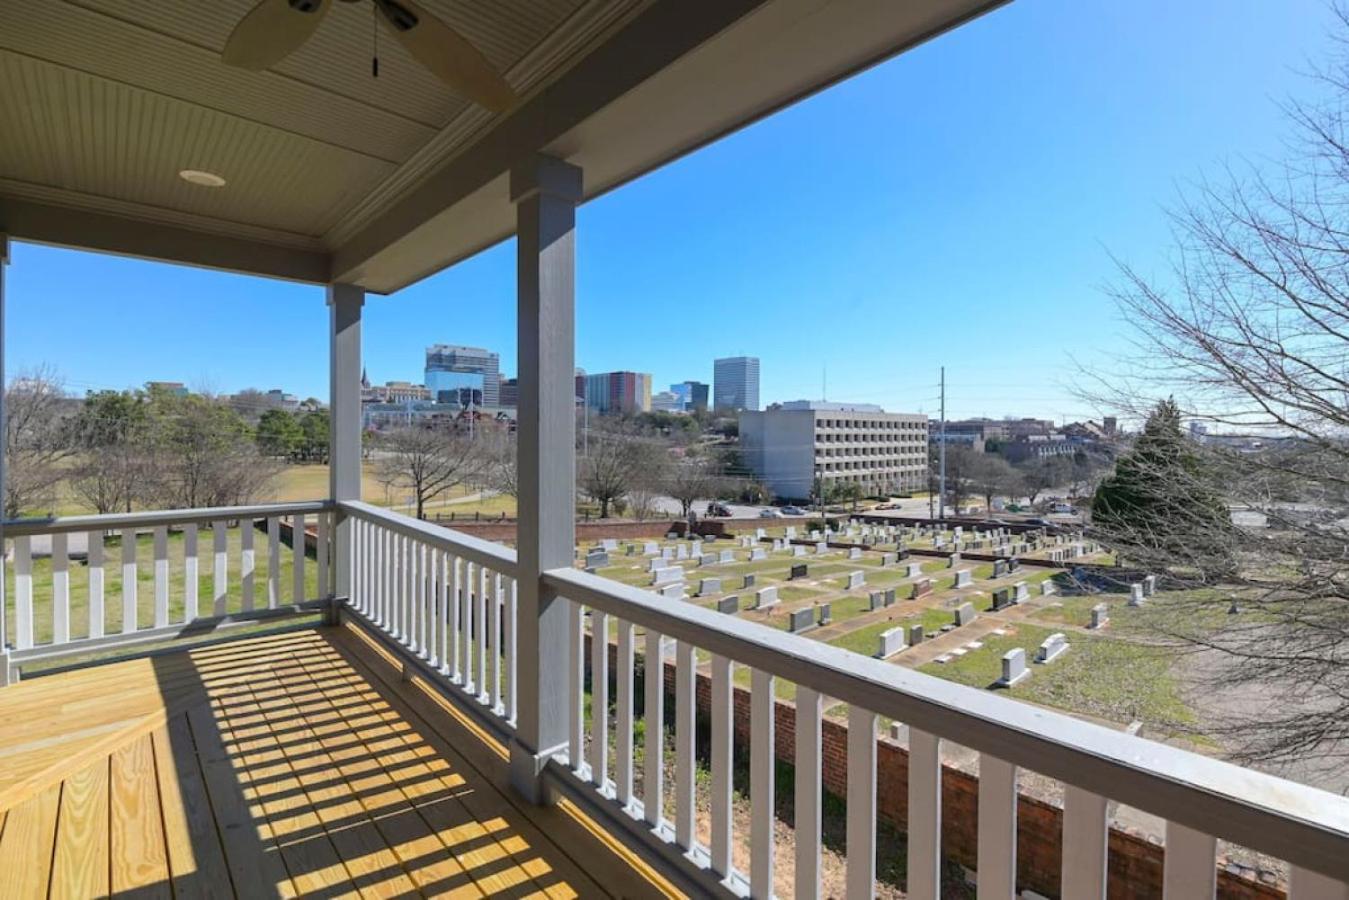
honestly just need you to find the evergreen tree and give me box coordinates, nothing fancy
[1092,399,1232,576]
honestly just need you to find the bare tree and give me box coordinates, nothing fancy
[664,452,724,517]
[482,432,519,499]
[967,453,1017,517]
[375,426,488,519]
[71,443,148,515]
[1017,455,1071,506]
[578,421,656,519]
[4,367,74,518]
[1082,9,1349,767]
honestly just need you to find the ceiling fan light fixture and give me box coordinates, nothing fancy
[179,169,227,188]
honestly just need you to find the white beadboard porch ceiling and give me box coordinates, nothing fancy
[0,0,1009,291]
[0,0,642,247]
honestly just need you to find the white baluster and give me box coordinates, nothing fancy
[292,513,306,604]
[796,687,824,899]
[450,556,462,681]
[643,627,664,829]
[427,546,441,668]
[267,517,281,609]
[977,755,1018,899]
[212,520,228,616]
[51,532,69,644]
[240,521,255,613]
[1062,785,1108,899]
[568,599,584,771]
[461,561,474,690]
[120,528,137,633]
[316,511,329,598]
[675,639,696,850]
[489,571,502,709]
[615,618,635,808]
[590,610,610,791]
[13,535,31,648]
[846,707,877,899]
[475,563,487,700]
[751,668,775,898]
[504,577,517,724]
[152,526,168,629]
[907,728,942,900]
[1163,821,1215,898]
[87,531,104,639]
[183,524,198,621]
[711,653,734,878]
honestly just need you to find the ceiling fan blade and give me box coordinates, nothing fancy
[222,0,331,71]
[374,0,517,112]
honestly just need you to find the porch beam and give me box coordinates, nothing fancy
[509,154,581,802]
[328,283,364,608]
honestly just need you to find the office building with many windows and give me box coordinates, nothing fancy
[424,344,500,406]
[739,400,928,500]
[713,356,760,411]
[581,371,651,414]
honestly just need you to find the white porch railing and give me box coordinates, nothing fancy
[1,500,334,674]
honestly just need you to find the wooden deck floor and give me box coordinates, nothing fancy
[0,626,681,899]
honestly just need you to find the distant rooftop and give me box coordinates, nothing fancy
[776,400,886,413]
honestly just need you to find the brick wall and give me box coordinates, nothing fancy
[583,635,1282,898]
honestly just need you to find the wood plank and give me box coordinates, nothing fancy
[152,722,235,899]
[51,757,110,898]
[185,703,296,899]
[0,781,61,897]
[111,732,172,896]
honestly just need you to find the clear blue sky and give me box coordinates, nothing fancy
[7,0,1338,420]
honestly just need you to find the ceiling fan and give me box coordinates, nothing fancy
[222,0,517,112]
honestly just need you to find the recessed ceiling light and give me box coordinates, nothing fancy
[179,169,227,188]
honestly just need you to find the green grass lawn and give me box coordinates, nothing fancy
[827,607,955,657]
[5,525,321,645]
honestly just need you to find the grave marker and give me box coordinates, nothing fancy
[875,627,906,659]
[911,578,933,600]
[652,566,684,586]
[906,562,923,578]
[660,582,684,600]
[1089,603,1109,629]
[845,570,866,590]
[999,648,1030,686]
[789,563,809,580]
[698,577,722,597]
[754,586,779,609]
[1129,583,1145,606]
[789,608,815,633]
[743,574,756,589]
[817,603,832,626]
[717,596,740,614]
[1014,581,1029,603]
[1036,633,1069,663]
[908,624,924,646]
[954,602,977,626]
[954,569,973,588]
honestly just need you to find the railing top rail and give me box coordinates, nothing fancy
[545,566,1349,882]
[2,500,336,537]
[339,500,518,576]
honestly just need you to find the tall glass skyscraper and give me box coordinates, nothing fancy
[713,356,760,411]
[424,344,500,407]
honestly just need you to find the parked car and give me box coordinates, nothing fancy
[706,502,732,517]
[1050,503,1077,515]
[781,505,806,516]
[758,508,785,518]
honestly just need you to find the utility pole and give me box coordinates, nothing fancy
[938,366,946,523]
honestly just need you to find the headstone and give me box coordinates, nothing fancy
[585,550,609,568]
[772,538,785,551]
[1129,583,1145,606]
[817,602,832,626]
[1036,632,1069,663]
[698,577,722,597]
[719,550,736,564]
[1089,603,1109,629]
[755,527,767,539]
[626,543,637,555]
[908,624,924,646]
[785,526,797,539]
[954,569,973,588]
[1014,581,1029,604]
[648,557,663,572]
[884,588,897,606]
[906,562,923,578]
[662,546,675,560]
[992,588,1013,611]
[947,553,960,568]
[846,570,865,590]
[911,578,933,600]
[676,545,689,561]
[881,552,898,566]
[875,627,906,659]
[1040,579,1057,596]
[743,573,757,589]
[789,563,809,580]
[717,596,740,614]
[789,608,815,633]
[652,566,684,586]
[815,541,828,554]
[1143,574,1157,597]
[1008,556,1022,573]
[999,648,1030,686]
[954,602,977,626]
[750,548,767,561]
[848,547,863,560]
[601,539,618,552]
[993,559,1009,578]
[740,536,754,548]
[754,586,779,609]
[869,591,885,611]
[643,541,659,556]
[792,545,807,557]
[660,582,684,600]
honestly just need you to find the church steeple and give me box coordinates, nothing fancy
[360,367,370,389]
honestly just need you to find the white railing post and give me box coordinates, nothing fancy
[327,282,363,624]
[509,154,581,803]
[0,235,7,683]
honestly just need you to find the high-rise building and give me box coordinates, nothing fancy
[739,401,929,499]
[713,357,760,411]
[670,381,710,413]
[498,377,519,408]
[582,371,652,413]
[424,344,500,407]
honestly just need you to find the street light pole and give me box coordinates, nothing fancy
[938,365,946,523]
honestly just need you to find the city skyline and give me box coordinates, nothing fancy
[4,0,1337,424]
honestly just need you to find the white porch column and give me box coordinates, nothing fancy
[509,154,581,802]
[0,234,9,685]
[327,283,364,613]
